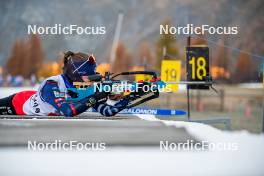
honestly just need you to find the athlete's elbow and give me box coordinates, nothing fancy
[104,113,113,117]
[64,112,73,117]
[102,111,118,117]
[63,109,75,117]
[60,104,78,117]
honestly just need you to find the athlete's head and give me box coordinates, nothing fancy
[63,51,96,83]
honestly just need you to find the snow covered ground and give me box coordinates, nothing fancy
[0,87,37,98]
[1,146,262,176]
[1,115,264,176]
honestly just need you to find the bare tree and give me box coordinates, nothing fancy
[234,52,252,83]
[112,42,132,73]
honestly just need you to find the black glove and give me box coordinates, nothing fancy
[135,81,151,96]
[85,92,109,107]
[93,91,110,103]
[67,89,79,98]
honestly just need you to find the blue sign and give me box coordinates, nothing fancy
[87,107,186,116]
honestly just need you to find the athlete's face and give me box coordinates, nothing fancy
[81,76,93,86]
[81,76,89,82]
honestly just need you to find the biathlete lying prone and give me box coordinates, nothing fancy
[0,51,130,117]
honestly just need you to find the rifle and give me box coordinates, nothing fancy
[66,71,166,108]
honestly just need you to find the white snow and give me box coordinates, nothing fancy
[1,115,264,175]
[0,93,264,175]
[0,86,38,98]
[238,83,263,89]
[0,145,263,176]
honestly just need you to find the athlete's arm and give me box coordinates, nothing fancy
[93,98,129,117]
[40,80,101,117]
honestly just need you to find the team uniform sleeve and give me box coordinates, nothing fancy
[93,98,129,117]
[40,80,94,117]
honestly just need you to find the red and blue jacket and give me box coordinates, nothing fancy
[12,75,128,117]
